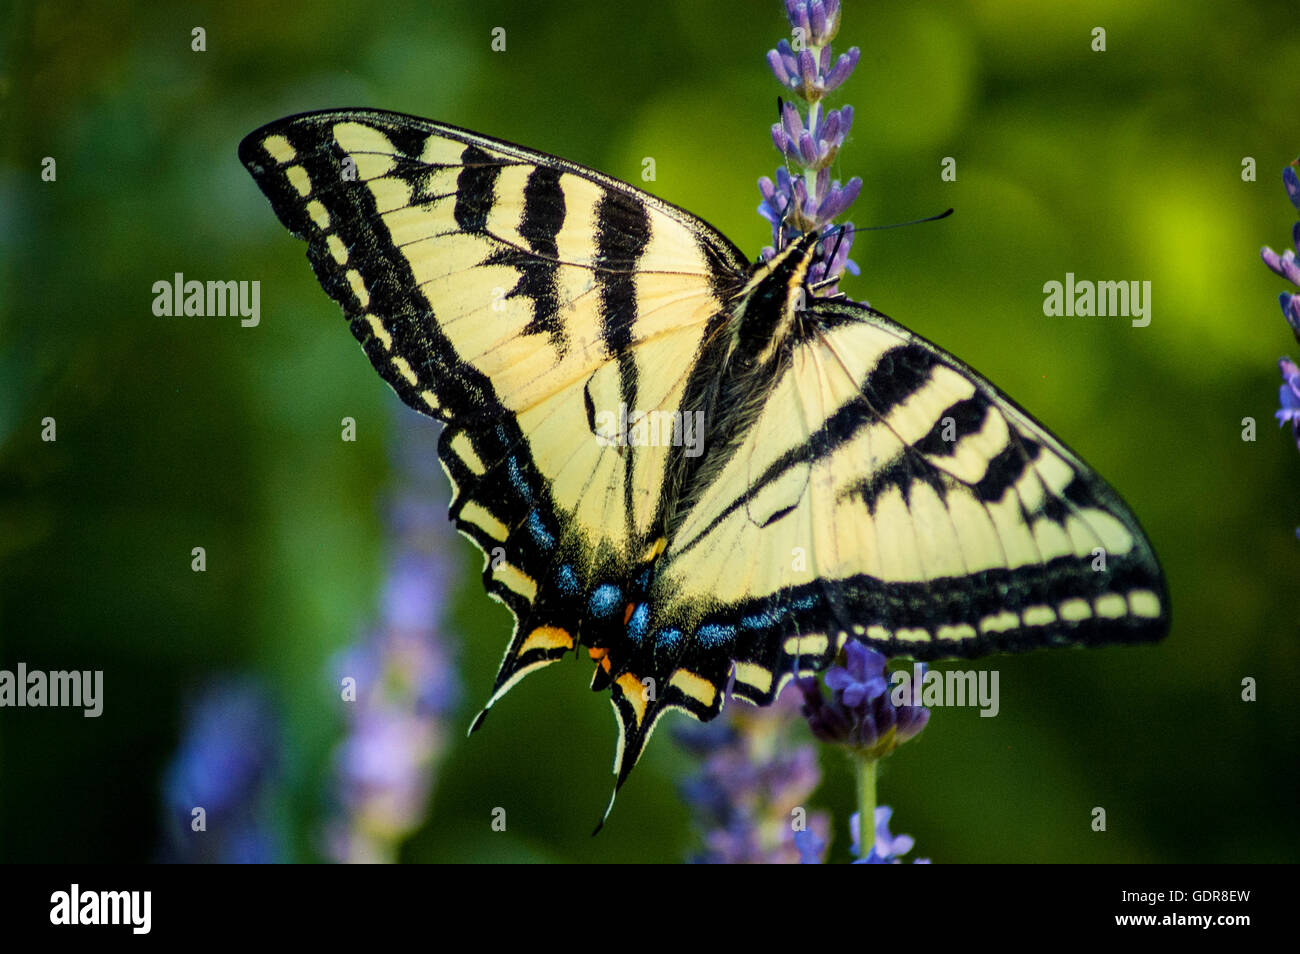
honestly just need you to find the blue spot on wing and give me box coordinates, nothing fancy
[789,593,818,612]
[654,627,683,651]
[740,612,776,632]
[527,510,554,549]
[556,563,579,595]
[697,623,736,649]
[589,583,622,619]
[506,455,534,504]
[627,604,650,644]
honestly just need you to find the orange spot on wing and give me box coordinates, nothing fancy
[588,647,612,673]
[623,603,636,625]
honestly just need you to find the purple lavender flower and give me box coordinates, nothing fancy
[326,407,461,864]
[824,640,889,707]
[1260,214,1300,346]
[1261,245,1300,287]
[678,682,830,864]
[793,827,827,864]
[161,677,282,863]
[795,804,928,864]
[1283,291,1300,343]
[795,641,930,861]
[850,807,929,864]
[798,641,929,758]
[772,103,857,171]
[759,0,862,294]
[1284,162,1300,212]
[768,1,855,99]
[1277,357,1300,451]
[1263,159,1300,458]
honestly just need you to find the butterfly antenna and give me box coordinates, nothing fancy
[851,207,954,233]
[808,210,954,294]
[801,225,845,297]
[822,222,848,268]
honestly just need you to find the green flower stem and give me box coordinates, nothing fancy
[803,45,822,198]
[854,751,877,857]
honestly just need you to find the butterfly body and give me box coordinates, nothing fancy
[240,109,1168,803]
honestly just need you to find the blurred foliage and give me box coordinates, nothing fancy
[0,0,1297,863]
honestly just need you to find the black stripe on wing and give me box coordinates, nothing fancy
[240,116,498,426]
[513,165,569,353]
[594,188,652,544]
[668,342,943,556]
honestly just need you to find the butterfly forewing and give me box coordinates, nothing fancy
[240,110,751,714]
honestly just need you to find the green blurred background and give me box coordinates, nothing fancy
[1,0,1297,863]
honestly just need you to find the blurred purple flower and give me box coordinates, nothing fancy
[1260,211,1300,346]
[326,407,461,863]
[161,677,282,863]
[678,682,830,864]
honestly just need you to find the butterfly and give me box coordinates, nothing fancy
[240,109,1169,818]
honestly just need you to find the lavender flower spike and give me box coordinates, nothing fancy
[1263,159,1300,450]
[761,0,863,292]
[326,408,461,864]
[755,0,931,863]
[161,677,283,864]
[677,683,830,864]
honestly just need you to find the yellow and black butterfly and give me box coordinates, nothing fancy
[240,109,1168,813]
